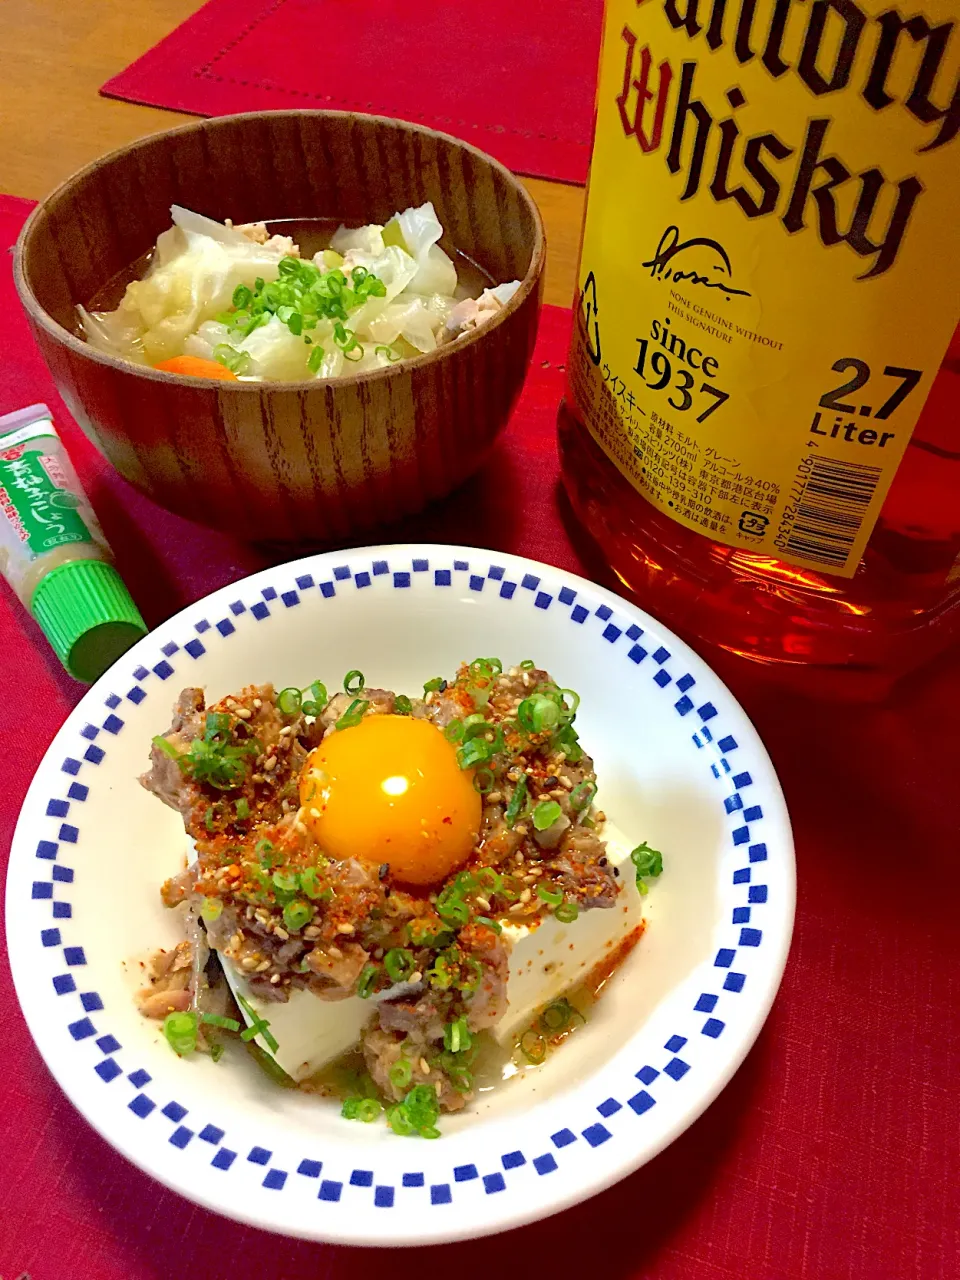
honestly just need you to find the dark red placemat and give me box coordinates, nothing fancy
[2,194,959,1279]
[100,0,602,185]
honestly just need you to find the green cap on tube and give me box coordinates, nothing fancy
[30,560,147,684]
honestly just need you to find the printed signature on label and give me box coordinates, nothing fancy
[641,226,752,299]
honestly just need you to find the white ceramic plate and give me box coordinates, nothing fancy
[5,544,794,1246]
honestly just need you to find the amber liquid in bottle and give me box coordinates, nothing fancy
[560,323,960,697]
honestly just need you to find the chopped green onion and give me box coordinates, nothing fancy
[201,896,223,921]
[389,1057,412,1089]
[443,1017,472,1054]
[301,699,321,717]
[423,677,446,694]
[419,1125,442,1139]
[236,993,279,1054]
[474,915,502,934]
[343,669,365,694]
[540,999,573,1032]
[384,948,415,982]
[519,1029,546,1064]
[387,1104,416,1136]
[256,838,279,867]
[436,886,470,927]
[307,346,325,374]
[630,842,663,880]
[283,900,313,932]
[519,659,536,670]
[533,799,563,830]
[394,694,412,715]
[444,720,464,743]
[235,797,250,820]
[461,713,489,740]
[457,737,495,770]
[357,1098,382,1122]
[536,883,563,907]
[201,1013,241,1032]
[232,284,253,309]
[473,768,495,793]
[374,343,402,362]
[163,1011,198,1057]
[152,734,181,760]
[469,658,502,677]
[552,722,583,762]
[559,688,581,716]
[299,867,324,899]
[403,1084,440,1130]
[569,781,597,811]
[204,805,215,832]
[335,698,366,730]
[357,963,379,999]
[517,694,561,734]
[277,687,302,716]
[475,867,503,894]
[213,343,251,375]
[210,1042,225,1063]
[504,775,529,828]
[555,900,579,923]
[272,870,299,894]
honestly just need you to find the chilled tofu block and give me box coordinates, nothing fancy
[492,822,644,1045]
[223,820,646,1080]
[222,966,420,1081]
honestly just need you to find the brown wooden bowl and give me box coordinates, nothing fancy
[15,111,545,544]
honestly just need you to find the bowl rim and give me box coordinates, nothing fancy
[13,108,546,392]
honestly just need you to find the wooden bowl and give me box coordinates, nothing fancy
[14,111,545,544]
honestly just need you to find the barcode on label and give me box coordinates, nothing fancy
[783,454,883,568]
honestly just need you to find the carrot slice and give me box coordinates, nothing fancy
[154,355,238,381]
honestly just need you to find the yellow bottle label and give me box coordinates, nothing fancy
[570,0,960,576]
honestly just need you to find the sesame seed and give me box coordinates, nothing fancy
[519,888,532,903]
[522,672,533,686]
[279,725,292,736]
[419,1057,430,1075]
[409,970,422,983]
[270,973,281,984]
[523,873,538,884]
[435,1081,443,1097]
[475,895,491,912]
[328,945,343,959]
[303,926,321,939]
[241,956,258,971]
[310,808,320,819]
[486,791,502,805]
[263,755,278,772]
[253,698,262,709]
[559,776,574,790]
[256,960,271,972]
[295,821,308,835]
[336,922,355,935]
[275,927,289,941]
[235,707,253,720]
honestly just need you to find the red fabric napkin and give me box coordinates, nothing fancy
[2,194,959,1279]
[100,0,603,185]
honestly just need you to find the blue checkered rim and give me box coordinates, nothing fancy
[34,553,774,1209]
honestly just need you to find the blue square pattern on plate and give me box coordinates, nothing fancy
[29,552,774,1210]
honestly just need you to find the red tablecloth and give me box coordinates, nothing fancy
[2,195,958,1279]
[101,0,603,185]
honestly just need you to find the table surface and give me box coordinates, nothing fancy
[0,0,585,311]
[2,7,959,1280]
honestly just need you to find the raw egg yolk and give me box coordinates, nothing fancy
[299,715,482,887]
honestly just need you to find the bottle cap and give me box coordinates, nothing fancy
[30,560,147,684]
